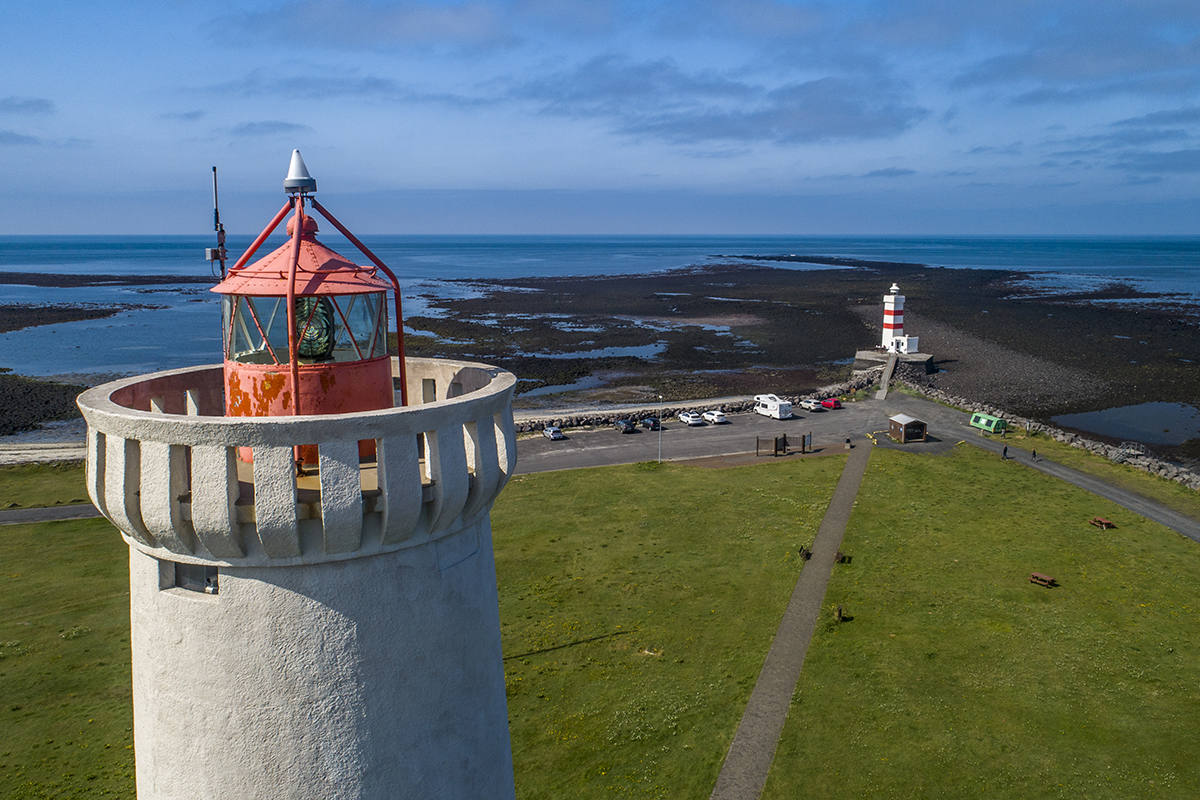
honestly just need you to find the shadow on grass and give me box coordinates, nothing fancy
[505,629,634,660]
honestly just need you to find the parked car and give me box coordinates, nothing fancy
[821,398,843,409]
[542,426,564,440]
[677,411,705,426]
[641,417,661,430]
[614,419,638,433]
[799,399,823,412]
[702,410,727,424]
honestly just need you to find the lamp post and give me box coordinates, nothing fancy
[658,394,664,463]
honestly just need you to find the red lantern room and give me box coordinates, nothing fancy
[212,150,408,462]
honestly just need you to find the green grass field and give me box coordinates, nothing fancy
[0,463,87,511]
[0,519,134,799]
[764,446,1200,798]
[492,458,842,798]
[4,444,1200,799]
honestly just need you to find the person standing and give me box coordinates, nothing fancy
[1002,445,1008,460]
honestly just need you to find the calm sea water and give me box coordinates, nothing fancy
[1,234,1198,379]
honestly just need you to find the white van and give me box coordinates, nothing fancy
[753,394,793,420]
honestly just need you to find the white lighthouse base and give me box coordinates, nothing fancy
[128,515,515,800]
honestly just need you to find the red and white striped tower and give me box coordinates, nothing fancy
[883,282,904,350]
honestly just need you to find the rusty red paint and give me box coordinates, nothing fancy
[225,357,392,463]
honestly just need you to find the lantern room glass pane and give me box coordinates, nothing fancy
[225,292,388,365]
[329,293,386,361]
[224,295,285,365]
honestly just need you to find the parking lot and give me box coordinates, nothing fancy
[514,399,898,474]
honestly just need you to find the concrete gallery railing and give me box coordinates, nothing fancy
[77,357,517,567]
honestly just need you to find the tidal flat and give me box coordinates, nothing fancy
[399,258,1200,432]
[4,256,1200,456]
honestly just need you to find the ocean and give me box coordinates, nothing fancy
[2,234,1199,380]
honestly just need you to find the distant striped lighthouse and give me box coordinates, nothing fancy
[882,283,919,353]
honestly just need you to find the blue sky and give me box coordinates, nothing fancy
[3,0,1200,234]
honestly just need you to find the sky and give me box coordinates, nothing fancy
[3,0,1200,235]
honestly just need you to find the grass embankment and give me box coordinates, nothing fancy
[0,519,135,799]
[764,446,1200,798]
[0,463,87,510]
[493,459,843,798]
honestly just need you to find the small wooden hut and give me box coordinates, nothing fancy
[889,413,927,443]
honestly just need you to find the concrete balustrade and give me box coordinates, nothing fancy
[78,356,517,568]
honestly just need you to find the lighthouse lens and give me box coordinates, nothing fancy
[296,297,335,360]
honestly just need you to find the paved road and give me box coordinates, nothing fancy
[0,503,102,526]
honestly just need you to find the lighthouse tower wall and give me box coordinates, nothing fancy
[78,357,518,800]
[882,291,904,348]
[128,515,512,800]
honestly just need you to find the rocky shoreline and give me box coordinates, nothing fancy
[891,363,1200,491]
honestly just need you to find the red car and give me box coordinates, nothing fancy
[821,398,843,409]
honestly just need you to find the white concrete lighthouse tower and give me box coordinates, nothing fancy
[882,282,919,354]
[77,154,518,799]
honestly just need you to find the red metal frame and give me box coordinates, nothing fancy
[286,196,304,417]
[310,197,408,406]
[229,200,293,273]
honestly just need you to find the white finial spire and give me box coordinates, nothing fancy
[284,149,317,193]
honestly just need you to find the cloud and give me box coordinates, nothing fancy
[512,0,623,36]
[219,0,515,50]
[1113,106,1200,126]
[1111,148,1200,173]
[515,55,927,145]
[514,54,753,117]
[1010,76,1200,106]
[861,167,915,178]
[231,121,314,137]
[206,71,491,109]
[0,96,54,115]
[0,129,42,145]
[967,142,1023,156]
[161,110,205,122]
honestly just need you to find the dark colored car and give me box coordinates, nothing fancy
[641,417,661,430]
[614,419,638,433]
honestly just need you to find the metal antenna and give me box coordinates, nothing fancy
[206,166,228,278]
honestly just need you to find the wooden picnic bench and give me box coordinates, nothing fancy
[1029,572,1057,588]
[1090,517,1116,529]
